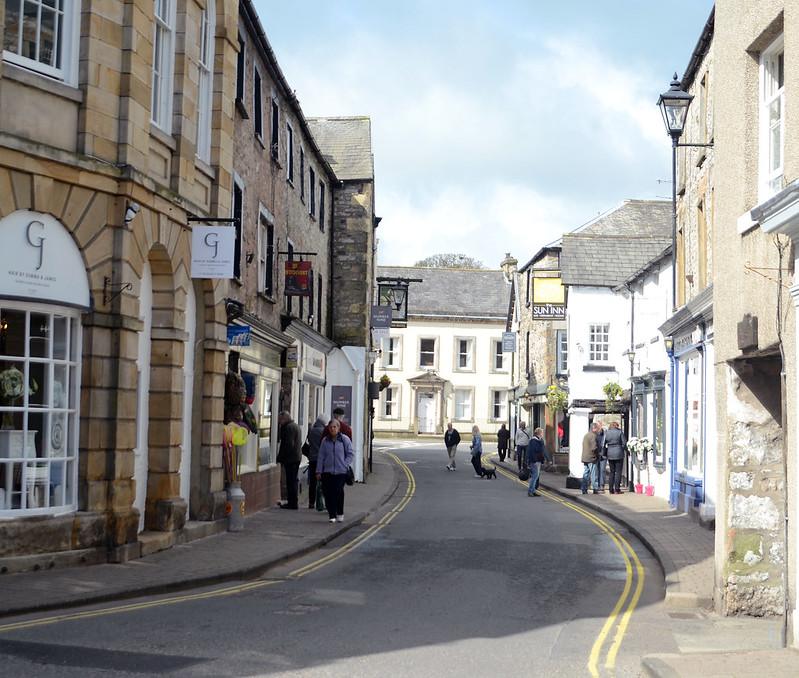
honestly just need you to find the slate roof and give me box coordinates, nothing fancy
[306,117,374,181]
[561,200,672,288]
[377,266,509,321]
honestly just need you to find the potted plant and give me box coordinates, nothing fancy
[602,381,623,413]
[546,385,568,413]
[626,436,653,494]
[379,374,392,391]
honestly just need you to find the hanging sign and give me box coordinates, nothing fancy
[331,386,353,425]
[285,346,299,368]
[191,225,235,278]
[371,305,392,343]
[502,331,517,352]
[285,261,312,296]
[227,325,251,347]
[0,210,91,309]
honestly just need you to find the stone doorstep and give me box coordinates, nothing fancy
[641,649,799,678]
[138,518,228,557]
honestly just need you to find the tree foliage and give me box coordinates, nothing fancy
[414,253,486,269]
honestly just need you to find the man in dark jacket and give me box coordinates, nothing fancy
[581,422,602,494]
[603,421,627,494]
[496,424,510,461]
[444,423,461,471]
[277,411,303,509]
[525,427,546,496]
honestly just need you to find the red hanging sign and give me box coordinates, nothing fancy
[285,261,312,296]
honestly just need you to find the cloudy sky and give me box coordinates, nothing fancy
[255,0,714,269]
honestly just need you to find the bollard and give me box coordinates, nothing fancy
[226,481,246,532]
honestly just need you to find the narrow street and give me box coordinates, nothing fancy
[0,443,674,677]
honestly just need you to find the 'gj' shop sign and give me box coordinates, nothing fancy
[532,303,565,320]
[0,210,91,309]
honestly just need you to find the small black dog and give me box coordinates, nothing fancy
[482,467,497,479]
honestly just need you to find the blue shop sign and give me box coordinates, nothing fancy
[227,325,251,347]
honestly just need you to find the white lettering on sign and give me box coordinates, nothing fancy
[191,225,235,279]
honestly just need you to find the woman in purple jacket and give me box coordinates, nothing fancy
[316,419,354,523]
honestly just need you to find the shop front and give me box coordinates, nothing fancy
[0,211,89,518]
[284,320,334,431]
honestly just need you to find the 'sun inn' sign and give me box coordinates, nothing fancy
[532,303,565,320]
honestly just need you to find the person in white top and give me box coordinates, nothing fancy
[514,422,531,471]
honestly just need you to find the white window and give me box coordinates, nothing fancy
[196,0,215,162]
[556,329,568,374]
[253,67,263,140]
[382,386,400,419]
[0,304,82,515]
[492,339,505,371]
[286,122,294,183]
[2,0,79,84]
[257,206,274,296]
[491,390,506,421]
[419,338,436,368]
[151,0,176,131]
[454,389,472,421]
[760,35,785,200]
[381,336,401,369]
[589,324,609,363]
[455,338,474,371]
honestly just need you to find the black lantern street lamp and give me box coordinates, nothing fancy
[657,73,712,313]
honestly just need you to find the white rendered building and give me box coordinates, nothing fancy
[374,266,512,438]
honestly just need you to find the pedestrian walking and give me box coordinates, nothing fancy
[496,423,510,462]
[595,422,607,492]
[277,411,303,509]
[305,415,327,509]
[316,419,354,523]
[603,421,627,494]
[525,427,546,496]
[581,422,602,495]
[332,407,353,441]
[514,422,531,470]
[444,422,461,470]
[470,425,484,477]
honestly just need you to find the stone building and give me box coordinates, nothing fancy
[659,9,717,525]
[504,246,568,461]
[373,266,512,439]
[560,200,671,480]
[0,0,238,565]
[231,0,338,510]
[712,0,798,633]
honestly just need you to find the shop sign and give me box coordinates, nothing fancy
[532,303,565,320]
[285,346,299,368]
[190,225,235,279]
[502,331,516,352]
[227,325,251,347]
[371,305,392,343]
[285,261,312,296]
[331,385,352,424]
[0,210,90,309]
[303,346,326,379]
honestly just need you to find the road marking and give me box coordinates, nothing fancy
[0,452,416,634]
[489,458,645,677]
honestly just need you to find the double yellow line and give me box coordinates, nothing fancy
[0,452,416,635]
[490,460,645,677]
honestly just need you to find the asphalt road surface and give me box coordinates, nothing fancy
[0,441,679,677]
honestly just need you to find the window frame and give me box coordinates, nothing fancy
[231,173,244,281]
[150,0,177,132]
[235,32,245,107]
[491,338,505,372]
[381,336,402,370]
[299,147,306,202]
[318,181,326,232]
[2,0,80,85]
[760,34,785,201]
[490,389,507,422]
[418,337,437,369]
[588,323,610,363]
[316,272,322,333]
[556,329,568,375]
[270,96,279,159]
[196,0,215,162]
[453,336,475,372]
[286,122,294,184]
[257,205,274,297]
[253,65,263,141]
[308,166,316,216]
[453,388,473,422]
[381,385,400,420]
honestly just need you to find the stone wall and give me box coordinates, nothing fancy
[331,180,376,348]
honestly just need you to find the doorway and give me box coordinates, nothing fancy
[133,261,152,533]
[417,393,435,433]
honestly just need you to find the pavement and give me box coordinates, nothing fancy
[491,454,798,677]
[0,453,400,619]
